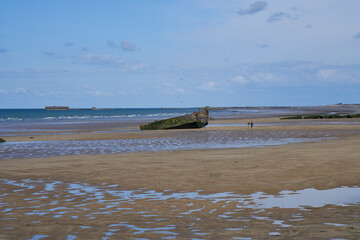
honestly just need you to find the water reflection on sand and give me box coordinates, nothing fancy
[1,179,359,239]
[1,129,346,159]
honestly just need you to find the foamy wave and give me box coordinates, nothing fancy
[41,113,182,120]
[0,111,189,122]
[145,113,182,117]
[43,115,131,120]
[0,117,23,121]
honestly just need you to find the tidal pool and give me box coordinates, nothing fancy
[1,179,359,209]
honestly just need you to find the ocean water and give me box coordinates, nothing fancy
[0,108,200,122]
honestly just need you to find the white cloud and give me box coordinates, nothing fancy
[0,89,8,94]
[233,75,248,84]
[130,62,150,71]
[162,82,171,88]
[84,84,115,96]
[251,73,283,84]
[162,82,186,94]
[199,81,217,91]
[172,88,186,94]
[315,68,359,84]
[121,62,150,72]
[76,54,125,67]
[14,87,27,94]
[316,69,336,79]
[90,90,114,97]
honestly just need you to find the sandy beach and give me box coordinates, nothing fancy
[1,112,360,239]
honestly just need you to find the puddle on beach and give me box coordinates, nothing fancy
[252,188,360,209]
[1,179,359,239]
[0,130,342,159]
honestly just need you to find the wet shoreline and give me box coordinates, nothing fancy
[3,128,360,159]
[1,178,359,239]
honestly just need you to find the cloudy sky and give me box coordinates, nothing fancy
[1,0,359,108]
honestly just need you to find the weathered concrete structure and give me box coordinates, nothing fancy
[140,109,209,130]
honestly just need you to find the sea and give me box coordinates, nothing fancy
[0,108,201,122]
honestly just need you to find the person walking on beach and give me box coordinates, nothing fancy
[250,120,254,129]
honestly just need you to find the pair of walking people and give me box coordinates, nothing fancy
[248,120,254,128]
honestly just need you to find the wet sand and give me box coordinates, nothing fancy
[1,116,360,239]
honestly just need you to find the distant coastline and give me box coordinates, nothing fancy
[45,106,69,111]
[45,106,115,111]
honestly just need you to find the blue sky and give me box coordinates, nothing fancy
[0,0,359,108]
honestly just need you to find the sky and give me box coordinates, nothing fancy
[0,0,360,108]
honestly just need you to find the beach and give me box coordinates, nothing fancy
[1,107,360,239]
